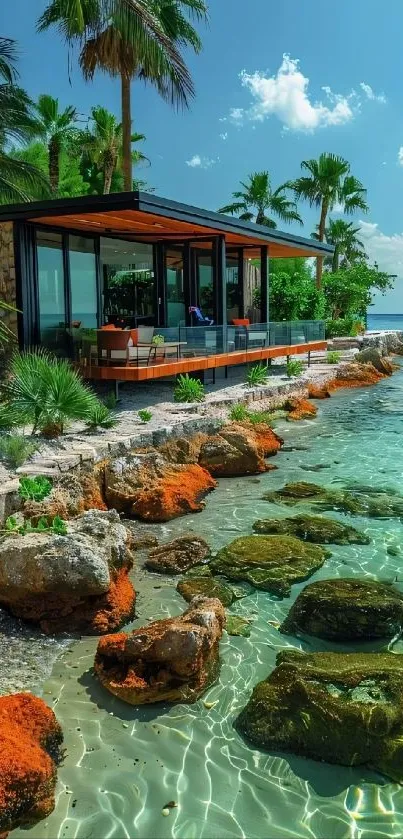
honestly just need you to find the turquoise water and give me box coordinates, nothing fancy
[14,365,403,839]
[367,313,403,331]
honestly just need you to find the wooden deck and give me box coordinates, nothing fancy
[81,340,327,383]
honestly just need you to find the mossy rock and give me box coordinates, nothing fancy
[281,579,403,640]
[236,650,403,782]
[177,576,236,607]
[264,482,403,519]
[210,535,328,597]
[226,615,251,637]
[253,514,370,545]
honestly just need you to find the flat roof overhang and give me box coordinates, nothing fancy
[0,191,334,259]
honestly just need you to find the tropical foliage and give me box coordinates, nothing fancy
[268,258,325,322]
[245,363,269,387]
[18,475,52,502]
[219,171,302,228]
[174,373,205,402]
[35,94,78,193]
[317,218,366,273]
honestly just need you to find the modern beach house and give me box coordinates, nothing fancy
[0,192,331,384]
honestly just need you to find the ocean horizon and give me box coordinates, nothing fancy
[367,313,403,331]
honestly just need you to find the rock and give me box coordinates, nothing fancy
[285,398,317,421]
[253,514,370,545]
[23,470,106,524]
[122,520,158,549]
[105,451,216,522]
[0,509,135,633]
[236,649,403,783]
[225,615,251,637]
[329,362,385,390]
[281,579,403,640]
[160,434,207,465]
[210,535,327,597]
[307,382,331,399]
[264,482,403,519]
[198,424,268,477]
[355,348,394,375]
[145,535,210,574]
[177,574,236,607]
[94,596,226,704]
[0,692,63,833]
[239,422,283,458]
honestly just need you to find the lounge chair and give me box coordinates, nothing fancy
[189,306,214,326]
[96,330,152,366]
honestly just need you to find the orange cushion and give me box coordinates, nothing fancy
[100,324,117,330]
[232,318,250,326]
[129,329,139,346]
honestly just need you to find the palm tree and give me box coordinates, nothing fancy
[77,105,148,193]
[219,171,302,228]
[323,219,366,272]
[0,38,49,203]
[289,153,368,288]
[35,95,77,193]
[37,0,207,191]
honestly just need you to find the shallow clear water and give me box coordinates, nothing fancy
[14,366,403,839]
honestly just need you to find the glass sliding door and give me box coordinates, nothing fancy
[36,230,67,353]
[69,235,98,328]
[166,247,186,327]
[226,254,240,322]
[101,237,155,327]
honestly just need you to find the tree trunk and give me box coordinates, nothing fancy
[332,245,339,273]
[121,73,132,192]
[315,200,328,289]
[48,137,60,194]
[103,150,115,195]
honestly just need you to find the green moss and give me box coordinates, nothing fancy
[177,576,236,607]
[210,535,328,597]
[253,514,370,545]
[281,578,403,640]
[236,650,403,782]
[225,615,251,637]
[264,482,403,518]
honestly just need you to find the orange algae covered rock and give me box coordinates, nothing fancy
[241,422,283,458]
[0,693,63,834]
[95,596,226,705]
[198,422,282,477]
[286,398,318,422]
[23,471,106,525]
[329,362,384,390]
[307,382,331,400]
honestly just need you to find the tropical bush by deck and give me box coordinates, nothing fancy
[138,409,152,423]
[286,359,304,378]
[174,374,205,403]
[246,364,269,387]
[326,351,342,364]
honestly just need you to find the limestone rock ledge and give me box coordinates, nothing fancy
[236,650,403,783]
[0,693,63,834]
[94,596,226,704]
[0,509,135,634]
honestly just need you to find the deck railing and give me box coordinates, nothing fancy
[155,320,325,357]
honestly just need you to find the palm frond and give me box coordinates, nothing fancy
[0,153,51,203]
[0,38,19,83]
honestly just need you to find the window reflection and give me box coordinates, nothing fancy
[101,238,155,327]
[36,230,66,353]
[69,235,97,328]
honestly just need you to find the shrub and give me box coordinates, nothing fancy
[246,364,269,387]
[0,403,25,431]
[326,350,342,364]
[325,317,356,339]
[103,391,117,410]
[85,402,118,430]
[286,359,304,378]
[152,334,165,346]
[229,403,248,421]
[18,475,52,502]
[174,374,205,403]
[5,350,108,435]
[138,409,152,423]
[4,514,67,536]
[0,435,37,469]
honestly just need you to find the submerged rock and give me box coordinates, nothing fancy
[225,615,251,637]
[281,579,403,640]
[0,509,135,634]
[264,482,403,518]
[307,382,332,399]
[177,573,236,607]
[105,451,216,522]
[236,650,403,783]
[210,535,327,596]
[355,348,394,376]
[253,514,370,545]
[285,398,317,421]
[94,596,226,705]
[0,692,63,834]
[145,535,210,574]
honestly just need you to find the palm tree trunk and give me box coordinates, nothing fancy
[121,73,132,192]
[48,137,60,194]
[103,164,114,195]
[316,200,328,289]
[332,245,339,273]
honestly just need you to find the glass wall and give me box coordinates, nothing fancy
[69,235,97,328]
[36,230,66,352]
[196,253,214,321]
[226,253,240,322]
[101,237,155,327]
[166,247,186,327]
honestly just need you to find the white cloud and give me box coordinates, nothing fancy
[359,220,403,312]
[186,154,216,169]
[360,82,386,104]
[219,132,228,140]
[224,55,387,133]
[398,147,403,166]
[332,202,345,214]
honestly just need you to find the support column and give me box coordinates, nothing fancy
[183,242,192,326]
[260,245,269,323]
[237,247,245,319]
[213,235,227,351]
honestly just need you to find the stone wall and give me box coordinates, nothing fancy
[0,221,18,337]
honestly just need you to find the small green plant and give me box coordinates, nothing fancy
[138,409,152,423]
[152,334,165,346]
[0,435,37,469]
[326,350,342,364]
[3,514,67,536]
[286,359,304,378]
[0,403,25,431]
[229,403,248,421]
[103,391,117,410]
[247,410,272,425]
[174,374,205,403]
[18,475,52,502]
[246,363,269,387]
[85,403,118,430]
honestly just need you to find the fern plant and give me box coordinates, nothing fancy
[174,374,205,403]
[18,475,52,502]
[246,364,269,387]
[286,359,304,378]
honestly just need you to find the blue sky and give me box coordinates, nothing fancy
[2,0,403,311]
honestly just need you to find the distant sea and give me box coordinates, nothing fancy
[367,313,403,331]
